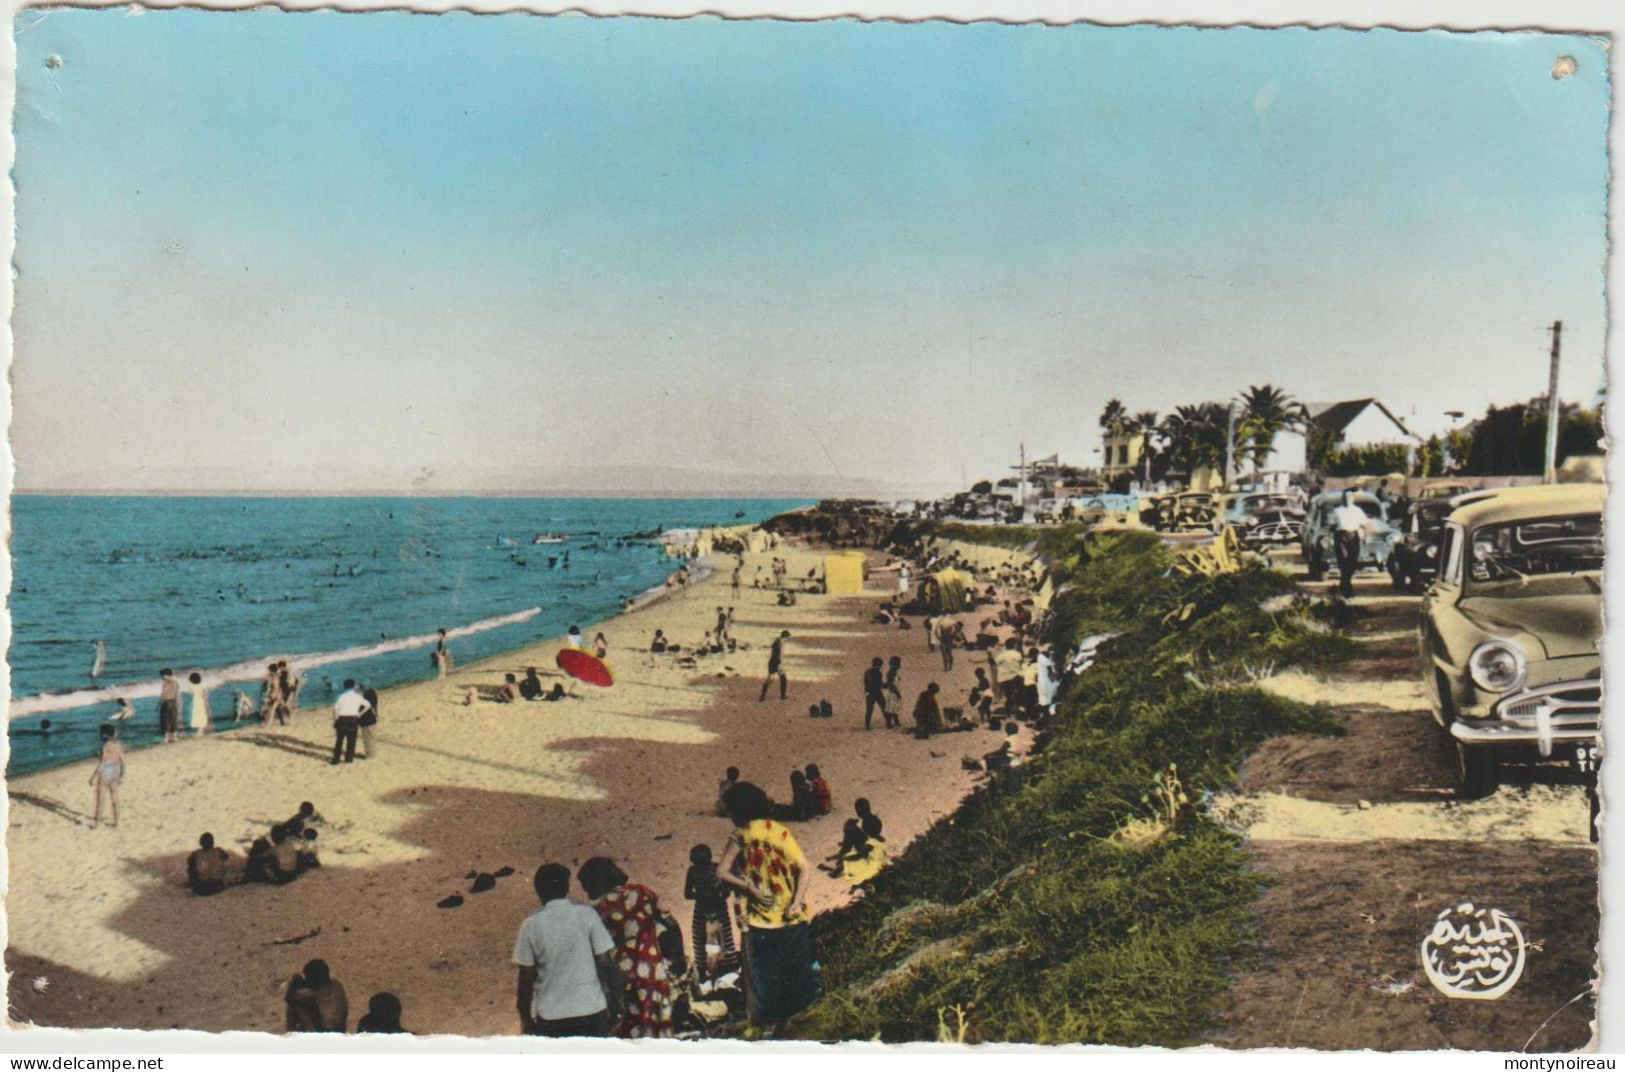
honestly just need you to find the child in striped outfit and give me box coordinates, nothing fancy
[683,844,737,983]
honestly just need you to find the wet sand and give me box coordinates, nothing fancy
[5,539,1030,1036]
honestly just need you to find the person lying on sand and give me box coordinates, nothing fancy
[187,833,232,896]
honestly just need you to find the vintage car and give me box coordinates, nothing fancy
[1387,490,1501,592]
[1418,483,1604,796]
[1171,492,1217,532]
[1301,490,1399,581]
[1226,491,1307,548]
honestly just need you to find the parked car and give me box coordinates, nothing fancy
[1300,491,1399,581]
[1171,492,1217,532]
[1418,483,1604,796]
[1387,490,1501,592]
[1227,491,1307,548]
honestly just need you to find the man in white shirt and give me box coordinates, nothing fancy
[1331,491,1369,598]
[330,680,370,765]
[513,863,624,1037]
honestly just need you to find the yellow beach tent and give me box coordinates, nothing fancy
[824,551,867,594]
[919,568,972,613]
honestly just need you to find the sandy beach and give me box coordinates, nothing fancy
[5,538,1031,1036]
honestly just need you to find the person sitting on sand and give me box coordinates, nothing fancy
[187,832,232,896]
[356,992,405,1034]
[912,683,944,738]
[566,626,583,649]
[818,819,866,878]
[245,835,275,883]
[984,723,1021,773]
[497,674,521,703]
[89,723,124,828]
[283,801,323,836]
[854,797,883,842]
[650,630,669,654]
[267,825,300,885]
[804,764,832,815]
[297,828,321,872]
[787,770,817,821]
[285,958,348,1033]
[517,668,543,701]
[776,589,797,607]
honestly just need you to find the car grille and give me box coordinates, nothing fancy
[1248,521,1303,542]
[1495,681,1601,756]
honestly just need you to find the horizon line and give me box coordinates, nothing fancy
[9,486,922,500]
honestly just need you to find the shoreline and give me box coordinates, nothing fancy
[5,535,1036,1036]
[5,523,750,774]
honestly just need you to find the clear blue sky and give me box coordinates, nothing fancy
[12,12,1610,494]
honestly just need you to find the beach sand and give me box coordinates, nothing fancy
[5,540,1030,1036]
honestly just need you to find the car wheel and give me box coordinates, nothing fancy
[1456,742,1498,800]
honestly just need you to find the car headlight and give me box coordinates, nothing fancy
[1468,640,1528,693]
[1425,545,1438,559]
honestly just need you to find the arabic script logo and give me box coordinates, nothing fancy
[1420,902,1526,1000]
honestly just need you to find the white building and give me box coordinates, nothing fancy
[1267,398,1422,474]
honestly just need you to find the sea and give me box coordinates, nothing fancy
[6,495,808,775]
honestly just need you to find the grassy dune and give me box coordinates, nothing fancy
[791,530,1353,1044]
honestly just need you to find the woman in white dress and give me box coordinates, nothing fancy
[186,671,212,735]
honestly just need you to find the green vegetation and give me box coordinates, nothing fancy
[912,521,1084,555]
[792,530,1352,1044]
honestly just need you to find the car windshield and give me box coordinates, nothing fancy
[1415,504,1452,532]
[1468,513,1604,583]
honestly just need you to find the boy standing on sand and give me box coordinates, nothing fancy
[758,630,789,702]
[513,863,625,1037]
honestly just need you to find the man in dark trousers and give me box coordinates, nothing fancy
[758,630,790,702]
[862,657,886,730]
[1331,490,1368,600]
[330,680,370,765]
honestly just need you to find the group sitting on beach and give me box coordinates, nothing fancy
[284,958,407,1034]
[186,801,325,895]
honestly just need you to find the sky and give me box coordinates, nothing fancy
[10,12,1611,496]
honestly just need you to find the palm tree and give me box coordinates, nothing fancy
[1159,404,1221,479]
[1098,399,1129,435]
[1237,384,1308,477]
[1134,410,1159,485]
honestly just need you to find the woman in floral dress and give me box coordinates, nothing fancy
[577,857,673,1038]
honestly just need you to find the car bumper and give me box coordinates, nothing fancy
[1450,680,1601,758]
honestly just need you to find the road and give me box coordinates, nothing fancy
[1214,549,1597,1052]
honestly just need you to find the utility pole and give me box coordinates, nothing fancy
[1223,402,1237,489]
[1544,320,1563,484]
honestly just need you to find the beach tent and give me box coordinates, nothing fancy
[919,568,972,613]
[747,528,773,553]
[824,551,867,594]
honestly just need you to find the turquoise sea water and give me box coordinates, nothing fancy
[6,496,805,775]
